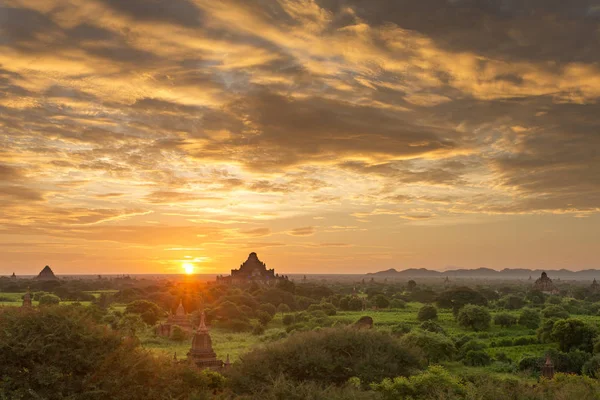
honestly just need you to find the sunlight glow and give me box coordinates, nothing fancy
[182,263,195,275]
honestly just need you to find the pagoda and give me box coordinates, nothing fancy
[217,252,288,285]
[156,300,193,337]
[22,289,32,308]
[10,272,17,281]
[532,272,559,295]
[591,279,600,292]
[36,265,58,281]
[187,311,224,370]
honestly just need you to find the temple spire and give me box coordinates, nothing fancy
[198,310,208,332]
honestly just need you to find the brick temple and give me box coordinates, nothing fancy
[216,252,288,284]
[187,311,227,370]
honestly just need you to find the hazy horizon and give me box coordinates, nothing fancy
[2,1,599,275]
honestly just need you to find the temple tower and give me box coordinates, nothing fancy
[187,311,223,369]
[22,288,32,308]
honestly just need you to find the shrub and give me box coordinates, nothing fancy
[252,323,266,336]
[457,305,491,331]
[419,321,446,335]
[215,318,252,333]
[519,308,541,329]
[257,310,273,326]
[417,305,438,321]
[400,331,456,364]
[277,303,291,316]
[463,350,492,366]
[390,299,406,309]
[282,314,295,325]
[38,294,60,306]
[259,303,277,317]
[373,294,390,309]
[582,354,600,378]
[542,305,569,319]
[551,318,597,352]
[494,313,517,328]
[170,325,188,342]
[391,323,412,336]
[373,366,466,400]
[229,327,423,393]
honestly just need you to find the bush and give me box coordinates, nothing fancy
[252,323,266,336]
[0,306,216,399]
[551,318,597,352]
[542,305,569,319]
[170,325,188,342]
[390,299,406,309]
[38,294,60,306]
[259,303,277,317]
[391,323,412,336]
[400,331,456,364]
[419,321,446,335]
[463,350,492,366]
[373,366,466,400]
[257,310,273,326]
[582,354,600,378]
[214,318,252,333]
[417,305,437,321]
[373,294,390,309]
[494,313,517,328]
[519,308,541,329]
[228,327,423,393]
[457,305,491,331]
[282,314,295,325]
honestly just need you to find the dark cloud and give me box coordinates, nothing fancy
[288,226,317,236]
[99,0,204,27]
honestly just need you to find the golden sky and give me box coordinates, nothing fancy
[1,0,599,274]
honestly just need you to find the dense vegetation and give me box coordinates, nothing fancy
[3,274,600,398]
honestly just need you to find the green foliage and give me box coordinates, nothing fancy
[248,375,379,400]
[400,331,456,364]
[373,366,466,400]
[519,308,541,329]
[0,306,215,399]
[542,305,570,319]
[118,313,145,335]
[259,303,277,317]
[419,320,446,335]
[228,327,423,393]
[252,323,266,336]
[38,294,60,306]
[457,305,491,331]
[494,312,517,328]
[463,350,492,366]
[582,354,600,378]
[499,294,525,310]
[372,294,390,309]
[389,298,406,309]
[417,305,438,321]
[391,323,412,336]
[277,303,291,315]
[551,318,597,352]
[282,314,295,325]
[170,325,188,342]
[124,300,162,326]
[257,310,273,326]
[436,286,487,314]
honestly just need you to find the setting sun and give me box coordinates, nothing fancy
[182,263,195,275]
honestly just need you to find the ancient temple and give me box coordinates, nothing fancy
[541,356,554,379]
[36,265,58,281]
[532,272,559,295]
[591,279,600,292]
[217,252,288,284]
[10,272,17,281]
[156,300,193,337]
[21,289,32,308]
[187,311,224,370]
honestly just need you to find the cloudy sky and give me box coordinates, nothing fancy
[1,0,599,275]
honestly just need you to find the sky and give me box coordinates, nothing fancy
[1,0,600,275]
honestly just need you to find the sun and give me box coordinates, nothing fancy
[182,263,195,275]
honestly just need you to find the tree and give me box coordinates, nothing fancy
[519,308,541,329]
[373,294,390,309]
[499,295,525,310]
[582,354,600,378]
[407,280,417,291]
[436,287,487,315]
[400,331,456,364]
[118,313,145,335]
[419,321,445,335]
[551,318,597,352]
[170,325,188,342]
[457,305,491,331]
[417,305,438,321]
[277,303,291,316]
[38,294,60,306]
[390,299,406,309]
[463,350,492,366]
[257,310,273,326]
[259,303,277,317]
[348,297,363,311]
[542,305,569,319]
[494,313,517,328]
[228,327,423,393]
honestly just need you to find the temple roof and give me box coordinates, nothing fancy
[237,252,267,273]
[36,265,58,280]
[175,300,186,316]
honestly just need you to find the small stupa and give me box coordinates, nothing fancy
[591,279,600,292]
[187,311,224,370]
[22,288,32,308]
[10,272,17,281]
[36,265,58,281]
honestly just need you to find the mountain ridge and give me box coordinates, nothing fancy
[366,267,600,280]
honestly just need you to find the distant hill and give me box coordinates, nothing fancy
[366,267,600,280]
